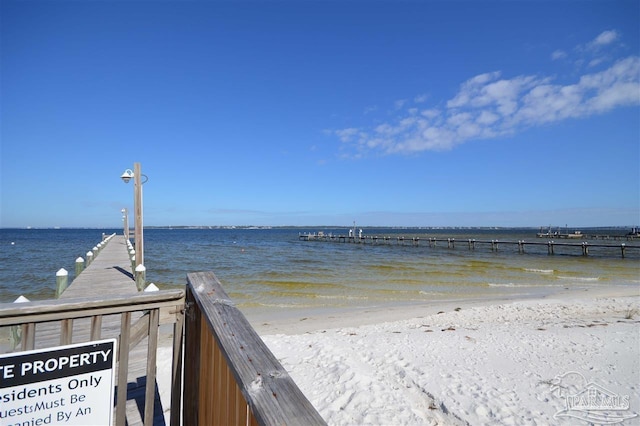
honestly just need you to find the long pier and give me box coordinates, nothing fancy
[58,235,166,425]
[2,234,182,426]
[299,233,640,258]
[59,234,138,299]
[1,233,327,425]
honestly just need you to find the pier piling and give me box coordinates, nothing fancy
[55,268,68,298]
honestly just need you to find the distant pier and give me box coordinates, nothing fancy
[298,232,640,258]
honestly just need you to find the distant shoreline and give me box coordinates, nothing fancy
[2,225,636,231]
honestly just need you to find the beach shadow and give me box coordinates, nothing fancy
[114,377,166,425]
[112,266,134,279]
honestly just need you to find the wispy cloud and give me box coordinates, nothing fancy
[333,31,639,157]
[588,29,619,50]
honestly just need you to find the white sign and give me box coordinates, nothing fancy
[0,339,116,426]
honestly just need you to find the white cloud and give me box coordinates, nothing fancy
[420,109,440,119]
[551,49,567,60]
[334,128,363,143]
[333,31,639,157]
[477,110,499,125]
[414,94,429,103]
[394,99,408,109]
[589,30,619,49]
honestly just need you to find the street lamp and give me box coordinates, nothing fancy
[120,162,147,268]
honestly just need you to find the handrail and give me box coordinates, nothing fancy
[0,290,185,325]
[0,289,185,426]
[184,271,326,425]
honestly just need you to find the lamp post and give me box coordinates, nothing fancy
[120,163,147,268]
[121,208,129,241]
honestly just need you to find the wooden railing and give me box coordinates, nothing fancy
[1,272,327,425]
[184,271,326,425]
[0,290,185,426]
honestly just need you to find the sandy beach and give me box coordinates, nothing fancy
[155,285,639,425]
[248,286,640,425]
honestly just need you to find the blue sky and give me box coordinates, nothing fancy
[1,1,638,228]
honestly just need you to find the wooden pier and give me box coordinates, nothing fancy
[1,235,325,426]
[59,234,138,299]
[1,234,185,426]
[299,232,640,258]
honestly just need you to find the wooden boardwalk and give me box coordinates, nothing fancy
[59,234,137,299]
[40,235,171,425]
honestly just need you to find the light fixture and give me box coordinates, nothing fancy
[120,169,134,183]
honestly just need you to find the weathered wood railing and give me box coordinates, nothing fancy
[184,271,326,425]
[0,290,185,426]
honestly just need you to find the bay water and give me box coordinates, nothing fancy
[1,228,638,316]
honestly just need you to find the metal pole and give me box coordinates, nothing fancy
[134,162,144,268]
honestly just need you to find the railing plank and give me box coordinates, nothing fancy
[0,291,185,326]
[170,308,184,426]
[90,315,102,340]
[116,311,131,426]
[183,289,200,425]
[185,271,326,426]
[144,308,160,425]
[60,318,73,345]
[21,323,35,351]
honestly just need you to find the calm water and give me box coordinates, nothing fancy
[1,228,638,315]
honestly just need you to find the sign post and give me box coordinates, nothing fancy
[0,339,116,425]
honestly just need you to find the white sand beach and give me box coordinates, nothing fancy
[251,286,640,425]
[156,286,639,425]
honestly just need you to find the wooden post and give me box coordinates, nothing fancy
[55,268,68,298]
[548,241,554,255]
[130,249,136,271]
[621,243,626,258]
[75,257,84,277]
[135,264,146,291]
[86,251,94,266]
[11,296,30,348]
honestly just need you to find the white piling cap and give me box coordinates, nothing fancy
[144,283,159,292]
[75,257,84,262]
[14,295,30,303]
[135,264,146,272]
[56,268,68,276]
[93,246,99,251]
[87,251,94,257]
[129,249,135,255]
